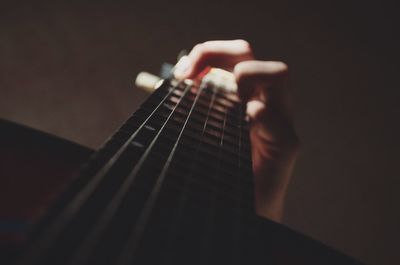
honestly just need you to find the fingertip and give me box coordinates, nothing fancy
[246,100,266,121]
[180,40,255,80]
[173,56,192,80]
[233,62,254,102]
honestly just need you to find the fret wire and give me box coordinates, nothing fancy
[172,92,247,260]
[115,82,208,265]
[158,86,220,263]
[175,89,243,263]
[205,92,246,264]
[66,82,193,265]
[200,88,230,263]
[164,86,240,263]
[15,80,178,265]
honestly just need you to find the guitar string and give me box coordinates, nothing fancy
[196,91,229,264]
[161,88,243,264]
[157,87,244,264]
[202,95,245,264]
[200,91,250,264]
[65,82,194,265]
[14,80,179,265]
[155,84,219,264]
[221,97,250,265]
[115,81,209,265]
[19,78,251,265]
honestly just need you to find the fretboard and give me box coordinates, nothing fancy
[14,77,363,265]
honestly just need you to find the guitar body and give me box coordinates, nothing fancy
[0,119,93,262]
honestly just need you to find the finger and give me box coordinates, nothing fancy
[247,100,296,141]
[174,40,254,79]
[233,60,289,104]
[246,99,266,121]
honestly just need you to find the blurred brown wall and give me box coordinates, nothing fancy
[1,0,399,264]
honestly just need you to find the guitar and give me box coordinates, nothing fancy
[0,67,363,265]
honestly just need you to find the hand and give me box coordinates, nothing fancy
[174,40,299,222]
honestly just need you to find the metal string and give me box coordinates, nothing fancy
[115,82,209,265]
[18,78,252,265]
[164,90,244,264]
[157,85,219,264]
[199,91,229,263]
[15,80,178,265]
[66,82,193,265]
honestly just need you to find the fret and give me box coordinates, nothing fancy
[138,88,219,263]
[15,78,257,265]
[166,94,181,104]
[7,65,365,265]
[214,97,236,109]
[15,81,183,265]
[182,114,207,129]
[69,82,195,265]
[115,86,210,265]
[160,87,228,263]
[170,87,184,96]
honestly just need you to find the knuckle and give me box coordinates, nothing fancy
[192,43,212,59]
[233,61,256,81]
[201,41,212,47]
[233,66,247,83]
[192,43,204,53]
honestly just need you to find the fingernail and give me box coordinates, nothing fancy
[173,56,191,79]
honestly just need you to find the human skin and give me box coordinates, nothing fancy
[174,40,299,222]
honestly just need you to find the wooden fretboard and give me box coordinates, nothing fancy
[14,77,363,265]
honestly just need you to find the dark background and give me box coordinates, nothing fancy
[0,0,399,264]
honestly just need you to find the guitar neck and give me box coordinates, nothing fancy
[14,75,363,265]
[17,76,255,265]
